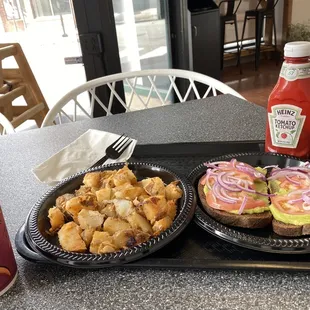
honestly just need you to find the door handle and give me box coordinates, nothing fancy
[192,26,198,37]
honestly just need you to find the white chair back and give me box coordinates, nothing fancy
[0,113,15,135]
[42,69,244,127]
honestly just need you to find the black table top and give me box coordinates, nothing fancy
[3,95,305,310]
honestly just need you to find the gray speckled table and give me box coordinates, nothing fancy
[1,95,309,310]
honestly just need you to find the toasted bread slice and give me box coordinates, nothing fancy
[269,172,310,237]
[272,219,310,237]
[198,181,272,229]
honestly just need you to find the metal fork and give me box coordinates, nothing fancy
[90,134,134,168]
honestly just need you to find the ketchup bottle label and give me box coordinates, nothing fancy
[268,105,306,148]
[280,63,310,81]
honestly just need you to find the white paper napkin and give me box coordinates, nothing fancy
[32,129,137,186]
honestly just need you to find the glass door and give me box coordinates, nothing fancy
[113,0,171,72]
[71,0,183,117]
[0,0,87,129]
[112,0,173,109]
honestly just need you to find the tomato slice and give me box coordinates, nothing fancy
[206,189,267,212]
[271,195,310,215]
[276,176,310,192]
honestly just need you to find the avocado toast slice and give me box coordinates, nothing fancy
[198,160,272,229]
[268,166,310,236]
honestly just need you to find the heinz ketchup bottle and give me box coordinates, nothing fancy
[265,41,310,158]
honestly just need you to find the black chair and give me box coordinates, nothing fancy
[219,0,242,69]
[240,0,279,70]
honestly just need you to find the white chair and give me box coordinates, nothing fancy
[42,69,245,127]
[0,112,15,135]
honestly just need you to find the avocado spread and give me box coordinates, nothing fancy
[270,204,310,225]
[268,179,310,225]
[268,179,289,195]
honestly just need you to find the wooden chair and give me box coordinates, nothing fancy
[42,69,245,127]
[0,43,49,129]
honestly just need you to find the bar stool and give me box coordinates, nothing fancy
[240,0,279,70]
[219,0,242,69]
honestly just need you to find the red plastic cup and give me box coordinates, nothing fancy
[0,206,18,296]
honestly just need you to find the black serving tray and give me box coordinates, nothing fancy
[15,140,310,271]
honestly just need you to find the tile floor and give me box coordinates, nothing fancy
[222,59,282,108]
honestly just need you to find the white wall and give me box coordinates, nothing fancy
[291,0,310,25]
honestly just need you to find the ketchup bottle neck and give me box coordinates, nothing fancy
[284,56,310,64]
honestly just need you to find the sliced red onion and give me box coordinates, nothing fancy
[217,171,274,197]
[270,168,296,175]
[254,172,266,179]
[208,161,230,165]
[289,166,309,170]
[200,173,207,185]
[236,184,255,193]
[217,172,240,192]
[288,189,310,197]
[220,187,239,201]
[285,175,300,185]
[204,163,278,204]
[221,179,237,186]
[221,173,251,187]
[236,165,254,173]
[210,194,221,210]
[235,184,273,197]
[302,193,310,204]
[204,161,230,167]
[271,167,310,175]
[303,203,310,211]
[204,164,219,169]
[297,170,310,175]
[201,169,217,187]
[207,169,217,175]
[238,179,250,189]
[284,165,310,172]
[230,159,237,168]
[213,182,238,203]
[287,190,310,204]
[288,198,304,204]
[206,172,216,190]
[302,161,310,168]
[263,165,279,169]
[268,170,309,181]
[236,164,266,180]
[238,196,248,215]
[230,176,253,186]
[237,179,243,185]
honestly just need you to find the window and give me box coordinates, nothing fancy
[31,0,71,18]
[51,0,70,15]
[3,0,21,19]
